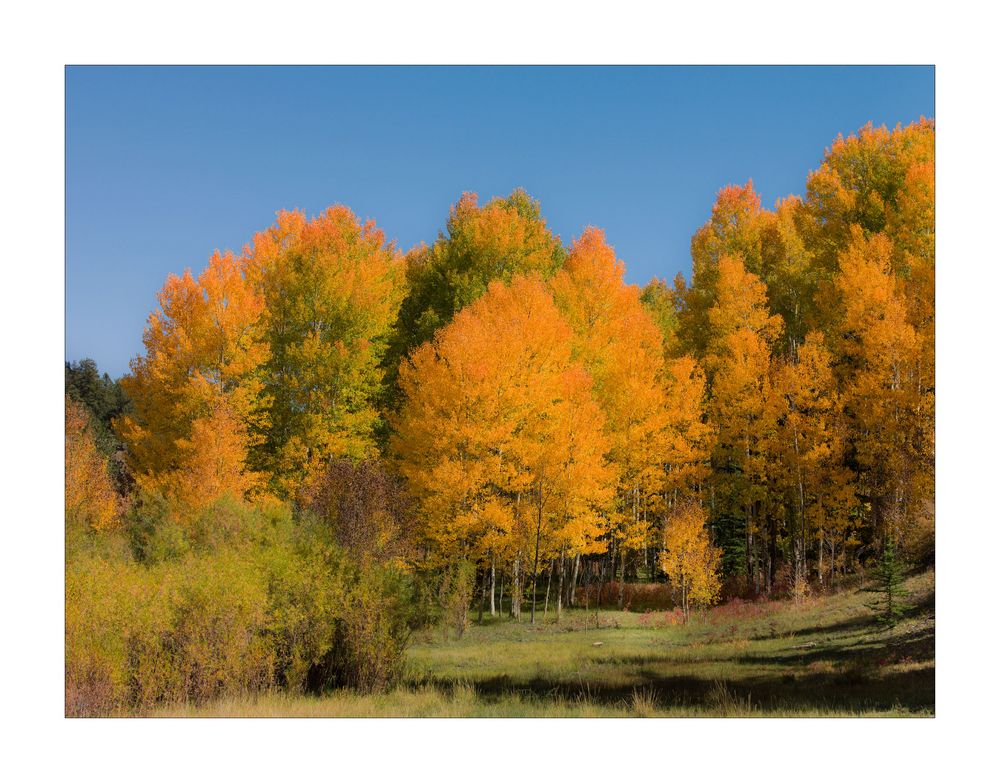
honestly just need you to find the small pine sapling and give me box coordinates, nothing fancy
[865,537,911,627]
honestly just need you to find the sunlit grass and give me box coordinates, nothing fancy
[154,569,934,718]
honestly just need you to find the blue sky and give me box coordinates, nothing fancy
[66,66,934,378]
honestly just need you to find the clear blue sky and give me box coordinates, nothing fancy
[66,66,934,379]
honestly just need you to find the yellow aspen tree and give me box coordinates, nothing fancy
[805,119,934,277]
[639,276,683,357]
[804,120,935,561]
[890,158,935,549]
[658,501,722,621]
[245,207,404,497]
[681,182,769,358]
[832,227,922,552]
[658,355,714,513]
[758,196,819,352]
[775,331,855,595]
[704,254,784,591]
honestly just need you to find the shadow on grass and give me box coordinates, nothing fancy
[731,628,934,674]
[759,589,935,644]
[745,613,873,642]
[415,606,935,714]
[415,663,933,713]
[419,577,936,714]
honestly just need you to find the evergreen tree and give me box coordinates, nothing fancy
[865,538,910,626]
[65,358,130,455]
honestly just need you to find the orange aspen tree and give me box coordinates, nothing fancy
[392,274,613,622]
[66,397,119,534]
[551,227,667,599]
[116,249,267,509]
[519,365,615,623]
[159,397,265,523]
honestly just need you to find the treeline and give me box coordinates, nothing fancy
[66,119,933,709]
[392,121,933,617]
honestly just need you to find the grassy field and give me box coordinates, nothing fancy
[158,569,934,717]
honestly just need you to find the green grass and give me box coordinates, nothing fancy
[157,569,934,717]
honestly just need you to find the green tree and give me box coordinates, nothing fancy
[245,207,404,496]
[384,189,565,405]
[865,538,910,627]
[65,359,131,455]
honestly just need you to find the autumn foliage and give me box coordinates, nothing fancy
[658,502,722,620]
[65,396,119,534]
[67,118,934,712]
[392,274,614,620]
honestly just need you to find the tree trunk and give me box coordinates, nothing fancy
[556,550,565,622]
[745,428,755,595]
[513,557,521,620]
[478,566,486,623]
[792,422,807,599]
[594,552,607,629]
[499,569,505,617]
[618,546,626,609]
[490,557,496,616]
[817,532,824,588]
[607,537,616,605]
[767,511,777,595]
[530,487,543,625]
[570,553,580,608]
[543,559,554,619]
[643,499,649,581]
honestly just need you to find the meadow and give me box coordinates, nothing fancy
[157,569,934,718]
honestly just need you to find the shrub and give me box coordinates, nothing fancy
[153,553,274,703]
[262,515,350,692]
[66,556,137,715]
[437,560,475,640]
[66,498,416,715]
[575,580,675,611]
[66,550,276,714]
[637,608,685,628]
[301,459,416,565]
[313,565,413,693]
[124,490,173,562]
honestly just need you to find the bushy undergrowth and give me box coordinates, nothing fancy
[576,580,675,611]
[66,495,415,716]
